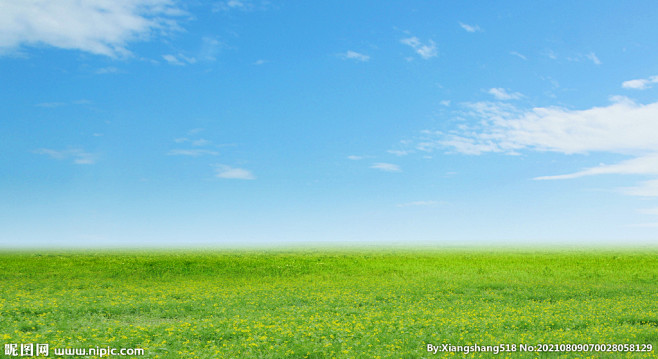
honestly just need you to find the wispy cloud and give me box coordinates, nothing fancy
[370,163,401,172]
[488,88,523,101]
[459,22,481,33]
[510,51,527,60]
[544,50,601,65]
[214,164,255,180]
[622,75,658,90]
[170,133,251,180]
[534,154,658,180]
[0,0,185,57]
[586,52,602,65]
[622,180,658,197]
[191,139,210,147]
[411,96,658,197]
[400,36,437,59]
[162,53,197,66]
[387,139,414,156]
[34,148,97,164]
[225,0,248,9]
[387,150,412,156]
[168,133,228,156]
[213,0,268,13]
[340,50,370,62]
[95,66,121,75]
[565,52,602,65]
[425,97,658,156]
[347,155,364,160]
[162,54,184,66]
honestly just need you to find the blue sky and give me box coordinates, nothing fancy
[2,1,658,247]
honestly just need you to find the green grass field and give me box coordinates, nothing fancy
[1,249,656,358]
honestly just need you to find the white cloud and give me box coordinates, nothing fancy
[622,180,658,197]
[565,52,602,65]
[213,0,267,12]
[0,0,184,57]
[623,79,650,90]
[253,59,267,65]
[162,53,197,66]
[370,163,401,172]
[387,150,412,156]
[168,134,222,156]
[162,54,183,65]
[347,155,364,160]
[431,97,658,156]
[542,76,560,89]
[167,149,219,156]
[191,139,210,147]
[388,140,414,156]
[34,148,97,164]
[535,154,658,180]
[488,88,523,101]
[96,66,121,74]
[174,132,209,143]
[215,165,255,180]
[226,0,246,8]
[340,50,370,62]
[622,75,658,90]
[586,52,601,65]
[421,133,502,155]
[178,54,197,64]
[459,22,481,33]
[510,51,527,60]
[400,36,437,59]
[413,97,658,198]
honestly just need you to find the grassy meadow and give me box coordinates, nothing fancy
[0,249,656,358]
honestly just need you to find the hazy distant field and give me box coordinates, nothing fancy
[1,250,656,358]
